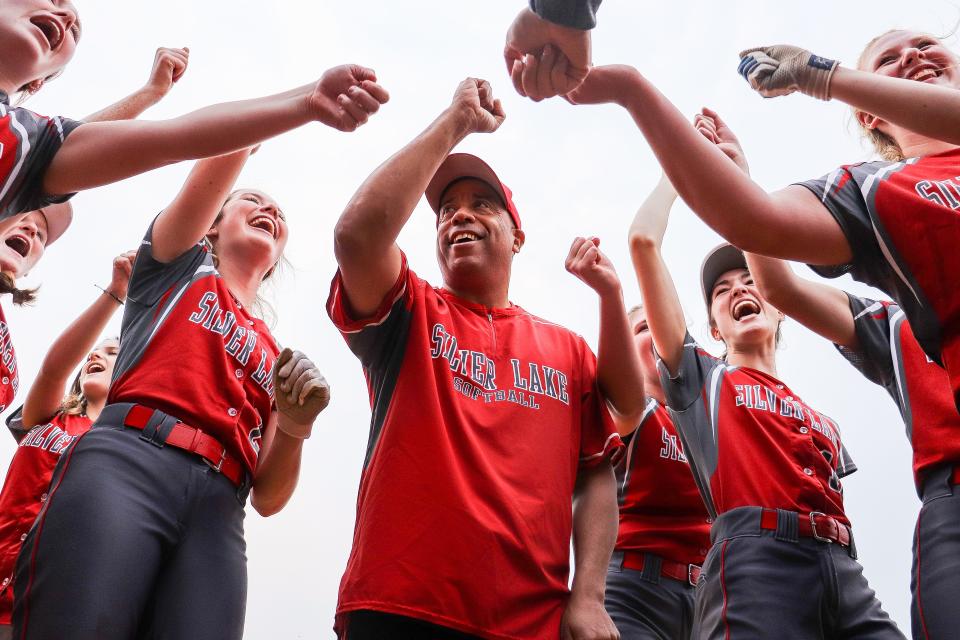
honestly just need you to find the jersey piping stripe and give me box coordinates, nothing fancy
[861,159,924,305]
[335,280,408,334]
[0,111,31,205]
[144,268,209,345]
[580,432,621,462]
[619,398,658,497]
[889,308,908,411]
[707,365,726,445]
[819,168,844,201]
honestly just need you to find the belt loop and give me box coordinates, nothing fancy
[775,509,799,543]
[641,554,662,585]
[235,473,251,505]
[138,410,178,448]
[609,549,625,571]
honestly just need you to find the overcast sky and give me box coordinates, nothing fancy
[3,0,958,636]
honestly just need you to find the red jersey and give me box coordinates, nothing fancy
[837,294,959,492]
[326,254,623,640]
[0,94,81,219]
[108,225,280,474]
[659,333,856,525]
[0,305,18,416]
[0,412,91,623]
[615,399,710,565]
[801,149,960,410]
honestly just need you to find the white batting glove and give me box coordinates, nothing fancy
[738,45,839,101]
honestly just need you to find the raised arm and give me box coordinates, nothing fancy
[628,175,687,376]
[565,237,645,434]
[21,251,133,428]
[44,64,389,196]
[150,148,253,262]
[567,65,852,265]
[745,253,857,349]
[504,6,594,100]
[739,44,960,147]
[562,462,619,640]
[694,107,858,350]
[83,47,189,123]
[333,78,504,317]
[251,348,330,517]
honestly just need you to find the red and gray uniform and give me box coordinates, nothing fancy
[837,294,960,640]
[0,412,90,626]
[604,398,711,639]
[799,149,960,414]
[0,97,82,419]
[0,94,81,219]
[659,333,903,639]
[327,253,623,640]
[0,306,19,416]
[13,224,278,640]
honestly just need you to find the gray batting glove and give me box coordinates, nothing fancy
[738,45,839,101]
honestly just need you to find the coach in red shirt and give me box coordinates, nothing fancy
[327,77,624,640]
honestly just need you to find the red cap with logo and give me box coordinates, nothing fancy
[425,153,521,229]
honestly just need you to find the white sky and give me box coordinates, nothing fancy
[2,0,958,636]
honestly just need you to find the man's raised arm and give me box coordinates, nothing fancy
[333,78,505,318]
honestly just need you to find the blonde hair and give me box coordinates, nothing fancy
[205,189,289,327]
[59,368,87,416]
[855,27,960,160]
[59,336,119,416]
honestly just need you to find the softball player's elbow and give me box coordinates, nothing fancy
[250,490,292,518]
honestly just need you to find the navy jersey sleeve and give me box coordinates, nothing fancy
[529,0,601,29]
[655,332,725,518]
[656,331,723,413]
[835,294,896,388]
[126,218,210,309]
[5,405,26,444]
[0,104,83,218]
[796,168,888,285]
[326,252,418,373]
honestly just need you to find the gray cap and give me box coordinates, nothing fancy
[700,243,747,313]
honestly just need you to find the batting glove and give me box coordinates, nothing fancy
[738,45,839,101]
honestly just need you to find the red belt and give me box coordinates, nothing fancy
[621,550,701,586]
[760,508,851,547]
[951,467,960,486]
[123,404,247,488]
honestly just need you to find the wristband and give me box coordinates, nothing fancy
[96,284,124,305]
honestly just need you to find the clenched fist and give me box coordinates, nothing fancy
[273,348,330,438]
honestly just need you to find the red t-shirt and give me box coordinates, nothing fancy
[801,148,960,410]
[659,333,856,525]
[326,255,623,640]
[108,225,280,474]
[0,412,91,623]
[615,399,710,565]
[0,305,18,416]
[837,295,959,492]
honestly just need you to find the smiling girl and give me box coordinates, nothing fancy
[12,147,332,640]
[0,249,131,640]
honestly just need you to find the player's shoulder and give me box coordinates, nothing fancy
[516,306,584,341]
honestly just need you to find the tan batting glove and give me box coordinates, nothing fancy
[738,45,839,101]
[273,348,331,439]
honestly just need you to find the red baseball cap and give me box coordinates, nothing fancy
[425,153,521,229]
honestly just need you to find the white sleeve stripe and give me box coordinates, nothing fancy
[0,111,31,204]
[335,279,408,335]
[579,432,621,462]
